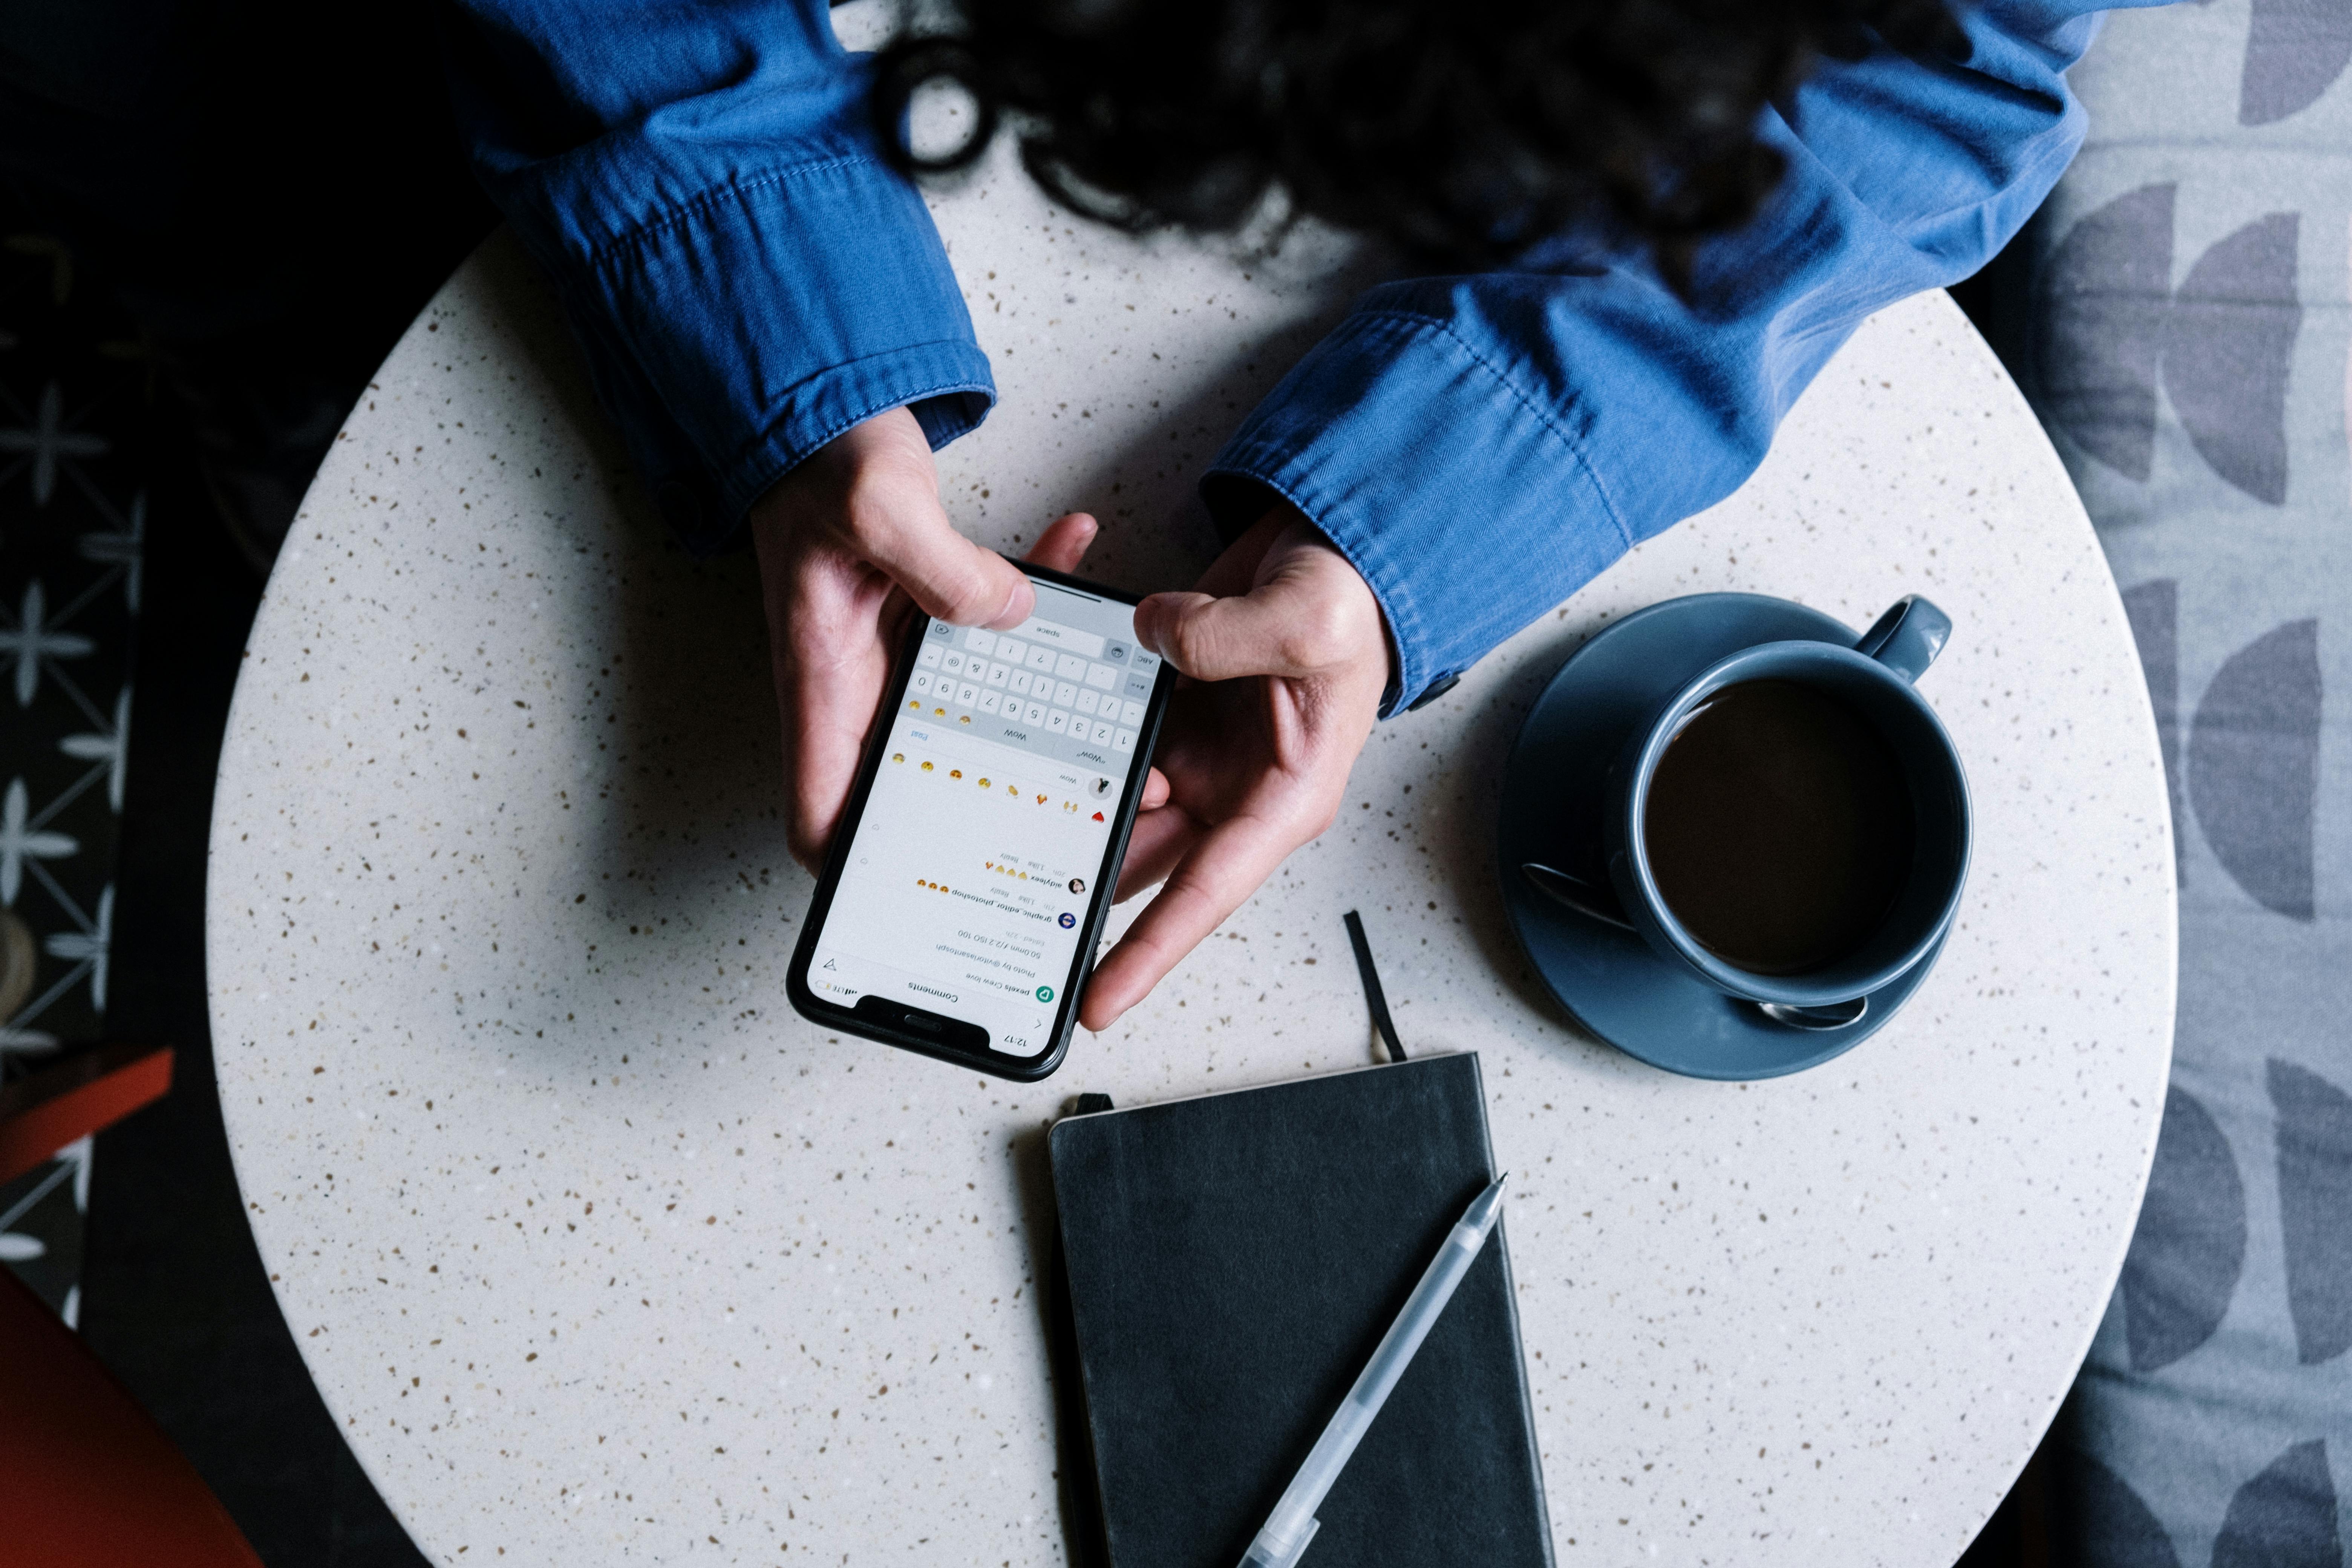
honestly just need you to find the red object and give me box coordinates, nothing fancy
[0,1040,249,1563]
[0,1268,264,1566]
[0,1042,173,1188]
[1092,812,1104,821]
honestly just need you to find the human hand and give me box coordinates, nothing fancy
[1081,505,1392,1031]
[750,406,1120,867]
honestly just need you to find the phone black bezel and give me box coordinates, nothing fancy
[785,560,1175,1081]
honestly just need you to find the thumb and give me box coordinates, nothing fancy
[1134,580,1331,682]
[858,493,1034,631]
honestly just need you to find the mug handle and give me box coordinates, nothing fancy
[1854,595,1952,684]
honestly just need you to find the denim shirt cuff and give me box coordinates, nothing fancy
[1202,311,1633,717]
[514,152,995,555]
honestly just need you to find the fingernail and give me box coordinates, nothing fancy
[988,578,1030,630]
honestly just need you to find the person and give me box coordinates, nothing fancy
[443,0,2158,1032]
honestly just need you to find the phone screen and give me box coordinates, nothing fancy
[800,578,1164,1061]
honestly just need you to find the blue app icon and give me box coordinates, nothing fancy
[1058,912,1077,929]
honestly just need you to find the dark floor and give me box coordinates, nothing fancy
[5,2,492,1560]
[82,422,424,1567]
[0,236,433,1565]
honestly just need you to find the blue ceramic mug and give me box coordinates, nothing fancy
[1531,597,1969,1024]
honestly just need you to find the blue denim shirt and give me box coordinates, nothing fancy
[445,0,2151,713]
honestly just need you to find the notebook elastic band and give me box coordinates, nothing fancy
[1342,910,1407,1063]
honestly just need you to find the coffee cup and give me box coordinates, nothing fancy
[1524,597,1969,1026]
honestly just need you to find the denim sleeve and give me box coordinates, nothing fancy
[1203,0,2158,715]
[440,0,993,551]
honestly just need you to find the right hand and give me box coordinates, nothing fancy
[1081,507,1391,1031]
[749,406,1124,868]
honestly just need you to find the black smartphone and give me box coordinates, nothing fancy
[787,562,1175,1080]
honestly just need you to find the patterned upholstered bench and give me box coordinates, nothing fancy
[1984,6,2352,1560]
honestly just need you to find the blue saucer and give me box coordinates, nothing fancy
[1497,592,1946,1080]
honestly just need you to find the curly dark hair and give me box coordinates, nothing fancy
[871,0,1962,275]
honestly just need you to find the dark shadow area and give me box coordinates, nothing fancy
[1946,220,2043,400]
[71,313,439,1565]
[6,0,495,1561]
[2,0,499,567]
[1956,1425,2054,1568]
[460,235,798,945]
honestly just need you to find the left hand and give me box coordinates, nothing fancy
[1081,505,1393,1031]
[749,405,1116,868]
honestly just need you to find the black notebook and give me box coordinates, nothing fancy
[1047,1053,1554,1568]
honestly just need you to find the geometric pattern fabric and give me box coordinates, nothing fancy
[2012,2,2352,1560]
[0,233,151,1323]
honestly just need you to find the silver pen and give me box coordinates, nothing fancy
[1236,1173,1510,1568]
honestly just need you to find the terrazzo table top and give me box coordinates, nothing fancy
[209,135,2175,1568]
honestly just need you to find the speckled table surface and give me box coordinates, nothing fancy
[208,139,2175,1567]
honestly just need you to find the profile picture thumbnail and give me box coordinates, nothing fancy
[1067,877,1087,894]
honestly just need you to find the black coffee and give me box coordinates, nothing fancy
[1642,678,1913,975]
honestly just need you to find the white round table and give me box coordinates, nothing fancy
[208,130,2174,1566]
